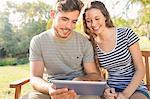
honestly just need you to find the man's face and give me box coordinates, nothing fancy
[53,10,80,39]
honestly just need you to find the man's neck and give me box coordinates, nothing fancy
[51,28,72,40]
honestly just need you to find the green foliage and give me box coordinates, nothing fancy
[131,0,150,5]
[17,57,29,65]
[0,57,29,66]
[0,10,13,51]
[46,19,52,30]
[129,0,150,36]
[114,18,129,27]
[0,1,52,58]
[140,6,150,24]
[0,58,17,66]
[74,20,84,34]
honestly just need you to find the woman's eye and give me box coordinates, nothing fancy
[95,18,100,20]
[86,20,90,23]
[72,21,77,24]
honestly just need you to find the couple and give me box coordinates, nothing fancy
[25,0,150,99]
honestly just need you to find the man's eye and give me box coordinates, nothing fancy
[61,18,68,21]
[72,21,77,24]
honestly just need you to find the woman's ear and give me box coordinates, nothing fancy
[50,10,55,19]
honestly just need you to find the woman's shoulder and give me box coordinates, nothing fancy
[117,27,134,35]
[117,27,134,32]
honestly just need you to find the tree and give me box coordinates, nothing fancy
[130,0,150,37]
[0,1,52,58]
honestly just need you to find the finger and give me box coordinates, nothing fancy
[104,88,111,95]
[58,92,69,99]
[110,88,115,94]
[68,90,78,99]
[116,97,121,99]
[104,88,117,98]
[50,88,68,96]
[68,90,76,95]
[51,83,56,89]
[104,90,112,98]
[104,88,111,93]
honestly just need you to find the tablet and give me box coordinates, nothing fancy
[51,80,106,96]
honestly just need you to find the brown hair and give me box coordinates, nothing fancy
[56,0,84,12]
[83,1,114,74]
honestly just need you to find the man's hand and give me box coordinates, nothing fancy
[49,86,77,99]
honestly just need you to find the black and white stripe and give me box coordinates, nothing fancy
[96,27,145,89]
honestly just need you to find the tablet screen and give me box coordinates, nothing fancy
[51,80,106,96]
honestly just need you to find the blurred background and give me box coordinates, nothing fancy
[0,0,150,98]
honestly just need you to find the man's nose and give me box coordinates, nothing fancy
[65,21,73,29]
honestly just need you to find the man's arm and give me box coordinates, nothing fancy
[30,60,52,94]
[30,60,77,99]
[73,62,102,81]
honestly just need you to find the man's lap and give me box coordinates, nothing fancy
[20,90,50,99]
[20,90,101,99]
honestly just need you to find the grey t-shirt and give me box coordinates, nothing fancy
[29,29,94,81]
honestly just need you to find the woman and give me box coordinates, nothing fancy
[83,1,150,99]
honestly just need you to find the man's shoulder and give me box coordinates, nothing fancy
[73,31,88,39]
[32,29,51,40]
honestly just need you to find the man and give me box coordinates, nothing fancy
[27,0,101,99]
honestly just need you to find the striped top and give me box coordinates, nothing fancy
[97,27,146,90]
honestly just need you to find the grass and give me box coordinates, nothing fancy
[0,64,31,99]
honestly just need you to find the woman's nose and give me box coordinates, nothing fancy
[91,20,97,27]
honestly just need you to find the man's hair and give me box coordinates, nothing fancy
[56,0,84,12]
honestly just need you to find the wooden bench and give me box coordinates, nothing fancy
[142,51,150,90]
[9,51,150,99]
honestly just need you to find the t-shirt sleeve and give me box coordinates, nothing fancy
[83,38,95,63]
[126,28,139,47]
[29,35,42,61]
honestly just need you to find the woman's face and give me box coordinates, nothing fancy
[85,8,106,37]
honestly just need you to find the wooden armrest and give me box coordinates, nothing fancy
[9,78,30,99]
[10,78,30,88]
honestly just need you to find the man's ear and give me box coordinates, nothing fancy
[50,10,55,19]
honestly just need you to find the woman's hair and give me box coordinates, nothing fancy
[56,0,84,12]
[83,1,114,71]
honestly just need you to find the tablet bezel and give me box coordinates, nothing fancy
[51,80,106,96]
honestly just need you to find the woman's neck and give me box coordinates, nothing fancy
[96,27,116,43]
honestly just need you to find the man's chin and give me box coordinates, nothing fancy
[62,32,71,37]
[57,34,70,39]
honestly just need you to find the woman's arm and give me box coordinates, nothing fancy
[122,42,146,98]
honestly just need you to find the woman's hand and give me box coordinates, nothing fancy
[104,88,117,99]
